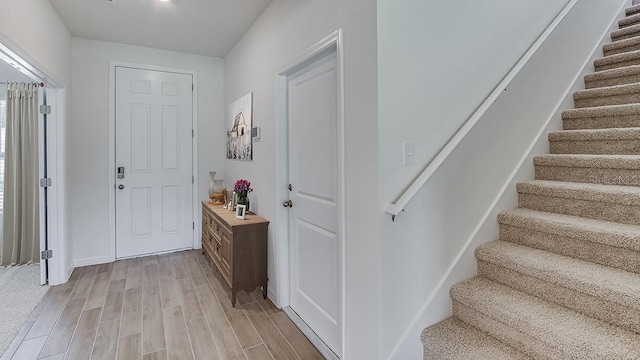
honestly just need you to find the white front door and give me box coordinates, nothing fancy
[115,67,193,259]
[287,50,341,356]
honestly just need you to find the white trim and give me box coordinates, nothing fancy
[0,30,67,286]
[38,87,46,285]
[384,0,579,219]
[385,0,631,357]
[108,61,199,261]
[275,29,345,359]
[73,255,113,268]
[0,31,63,88]
[48,87,68,285]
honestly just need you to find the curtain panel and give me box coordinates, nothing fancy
[1,83,39,266]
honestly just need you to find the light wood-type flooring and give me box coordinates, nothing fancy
[1,250,324,360]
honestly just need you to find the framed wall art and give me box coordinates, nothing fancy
[226,92,253,160]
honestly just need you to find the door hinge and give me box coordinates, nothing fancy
[192,175,194,184]
[193,222,195,230]
[192,84,194,92]
[192,129,194,138]
[39,105,51,115]
[40,178,52,187]
[41,249,53,260]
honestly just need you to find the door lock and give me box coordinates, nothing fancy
[117,167,125,179]
[283,200,293,208]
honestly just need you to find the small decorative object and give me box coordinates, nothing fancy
[226,92,253,160]
[228,191,237,212]
[234,179,253,212]
[235,204,246,220]
[208,171,227,205]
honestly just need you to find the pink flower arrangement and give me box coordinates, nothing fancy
[234,179,253,196]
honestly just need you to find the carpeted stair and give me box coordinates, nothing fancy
[422,4,640,359]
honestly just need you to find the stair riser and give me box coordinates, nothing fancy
[627,6,640,17]
[499,224,640,274]
[612,30,640,42]
[596,58,640,71]
[563,115,640,130]
[453,302,560,359]
[518,193,640,225]
[549,139,640,155]
[478,261,640,334]
[575,93,640,108]
[535,165,640,187]
[619,16,640,29]
[585,73,640,89]
[604,43,640,56]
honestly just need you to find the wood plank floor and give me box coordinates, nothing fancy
[1,250,324,360]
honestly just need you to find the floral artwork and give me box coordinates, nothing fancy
[226,92,253,160]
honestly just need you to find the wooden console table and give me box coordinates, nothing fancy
[201,201,269,307]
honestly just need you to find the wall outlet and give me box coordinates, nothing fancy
[403,142,415,165]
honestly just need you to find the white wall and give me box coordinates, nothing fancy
[223,0,378,358]
[377,0,628,358]
[0,0,71,85]
[70,38,224,265]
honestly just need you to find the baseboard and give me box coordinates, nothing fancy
[73,255,113,268]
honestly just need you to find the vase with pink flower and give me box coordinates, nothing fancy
[234,179,253,212]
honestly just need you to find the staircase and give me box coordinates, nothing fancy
[421,4,640,359]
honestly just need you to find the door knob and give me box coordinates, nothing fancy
[283,200,293,208]
[118,184,125,190]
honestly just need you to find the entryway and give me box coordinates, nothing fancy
[113,65,195,259]
[0,34,67,357]
[277,30,345,360]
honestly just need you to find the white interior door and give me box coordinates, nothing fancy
[287,50,341,356]
[115,67,193,259]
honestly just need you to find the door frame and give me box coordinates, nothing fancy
[0,31,68,285]
[108,61,199,261]
[274,29,345,360]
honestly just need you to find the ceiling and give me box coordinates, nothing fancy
[48,0,273,57]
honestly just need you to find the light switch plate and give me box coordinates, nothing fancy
[403,142,415,165]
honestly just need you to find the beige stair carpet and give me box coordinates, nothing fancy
[423,4,640,359]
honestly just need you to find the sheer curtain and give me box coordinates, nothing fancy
[0,83,39,266]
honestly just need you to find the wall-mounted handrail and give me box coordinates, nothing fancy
[384,0,579,221]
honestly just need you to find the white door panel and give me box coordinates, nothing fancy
[288,50,341,355]
[115,67,193,259]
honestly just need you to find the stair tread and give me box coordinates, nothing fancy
[585,64,640,82]
[619,12,640,28]
[612,23,640,40]
[549,127,640,140]
[561,103,640,119]
[421,318,530,360]
[627,4,640,17]
[594,49,640,67]
[604,34,640,52]
[476,241,640,310]
[573,82,640,100]
[517,180,640,205]
[451,278,640,358]
[498,208,640,252]
[534,154,640,168]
